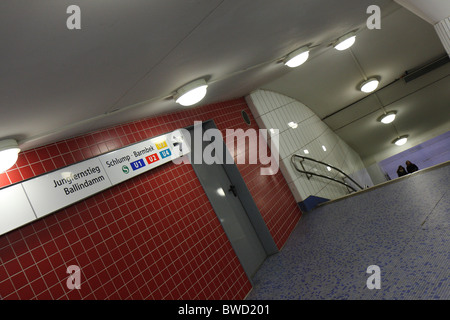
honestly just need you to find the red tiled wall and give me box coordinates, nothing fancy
[0,98,301,300]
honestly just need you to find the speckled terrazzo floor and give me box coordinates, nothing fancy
[246,162,450,300]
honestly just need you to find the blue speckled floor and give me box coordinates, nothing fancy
[246,162,449,300]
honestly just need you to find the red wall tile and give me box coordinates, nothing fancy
[0,97,301,300]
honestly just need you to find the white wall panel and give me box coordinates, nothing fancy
[435,17,450,57]
[246,90,372,202]
[0,184,37,236]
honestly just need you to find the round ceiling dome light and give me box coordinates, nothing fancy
[360,78,379,93]
[334,33,356,51]
[288,122,298,129]
[377,111,397,124]
[392,135,408,146]
[284,46,310,68]
[174,79,208,107]
[0,139,21,173]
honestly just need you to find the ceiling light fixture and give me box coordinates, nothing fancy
[377,111,397,124]
[334,32,356,51]
[174,79,208,106]
[288,122,298,129]
[284,46,310,68]
[360,78,379,93]
[392,135,408,146]
[0,139,21,173]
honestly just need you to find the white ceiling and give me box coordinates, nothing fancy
[263,2,450,163]
[394,0,450,24]
[1,0,449,166]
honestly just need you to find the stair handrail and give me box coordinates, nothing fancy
[291,154,364,193]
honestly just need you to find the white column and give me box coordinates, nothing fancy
[434,17,450,57]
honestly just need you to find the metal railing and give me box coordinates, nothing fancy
[291,154,364,193]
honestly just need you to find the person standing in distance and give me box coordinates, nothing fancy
[406,160,419,174]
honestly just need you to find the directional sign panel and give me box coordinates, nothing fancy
[0,129,190,235]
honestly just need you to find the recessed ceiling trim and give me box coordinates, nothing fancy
[404,54,450,83]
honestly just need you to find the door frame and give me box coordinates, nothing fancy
[184,120,278,280]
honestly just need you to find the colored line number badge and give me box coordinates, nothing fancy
[159,149,172,159]
[155,141,168,150]
[130,159,146,171]
[146,153,160,164]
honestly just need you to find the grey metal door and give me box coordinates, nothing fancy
[187,124,267,279]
